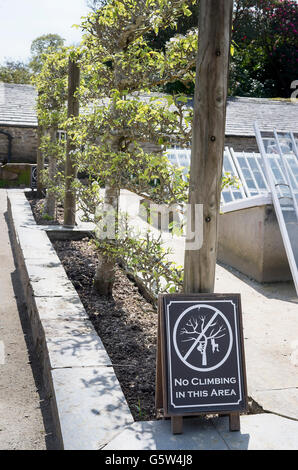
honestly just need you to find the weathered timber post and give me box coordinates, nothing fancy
[184,0,233,294]
[36,126,44,198]
[64,57,80,228]
[44,127,58,218]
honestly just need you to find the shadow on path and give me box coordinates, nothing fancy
[5,211,59,450]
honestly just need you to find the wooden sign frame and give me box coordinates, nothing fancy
[156,293,248,434]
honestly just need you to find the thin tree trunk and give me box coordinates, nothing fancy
[184,0,233,294]
[93,185,120,296]
[44,128,57,219]
[64,58,80,227]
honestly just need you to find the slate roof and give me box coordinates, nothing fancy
[225,96,298,136]
[0,82,297,136]
[0,82,37,127]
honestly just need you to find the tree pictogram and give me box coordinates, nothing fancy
[180,314,226,367]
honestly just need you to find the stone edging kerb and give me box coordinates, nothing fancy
[7,189,133,450]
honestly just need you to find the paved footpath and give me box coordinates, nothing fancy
[0,190,57,450]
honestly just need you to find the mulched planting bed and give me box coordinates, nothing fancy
[27,195,64,225]
[53,238,158,422]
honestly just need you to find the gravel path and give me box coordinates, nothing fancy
[0,190,57,450]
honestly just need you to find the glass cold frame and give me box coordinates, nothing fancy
[257,129,298,293]
[167,135,298,208]
[166,148,191,181]
[262,133,298,210]
[166,147,272,205]
[221,148,246,204]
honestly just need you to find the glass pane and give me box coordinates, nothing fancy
[222,192,232,203]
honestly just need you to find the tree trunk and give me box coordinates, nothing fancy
[202,342,207,366]
[93,185,120,296]
[184,0,233,294]
[44,128,57,219]
[64,58,80,228]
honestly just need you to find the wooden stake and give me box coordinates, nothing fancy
[229,412,241,432]
[171,416,183,435]
[184,0,233,294]
[155,299,164,411]
[64,57,80,228]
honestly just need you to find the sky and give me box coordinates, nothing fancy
[0,0,90,64]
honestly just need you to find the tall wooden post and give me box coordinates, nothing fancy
[36,126,44,198]
[184,0,233,294]
[64,57,80,228]
[44,127,58,218]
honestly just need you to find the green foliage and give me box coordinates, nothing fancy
[34,0,253,299]
[92,225,184,300]
[32,48,70,128]
[0,60,32,84]
[231,0,298,97]
[29,34,65,74]
[72,0,197,205]
[42,213,54,221]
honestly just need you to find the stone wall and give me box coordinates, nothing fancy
[225,135,259,153]
[0,126,258,165]
[144,136,259,154]
[0,126,37,163]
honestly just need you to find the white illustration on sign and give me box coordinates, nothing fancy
[180,315,226,366]
[173,304,233,372]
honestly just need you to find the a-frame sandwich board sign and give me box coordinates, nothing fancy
[156,293,248,434]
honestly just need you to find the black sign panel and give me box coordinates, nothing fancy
[159,294,247,416]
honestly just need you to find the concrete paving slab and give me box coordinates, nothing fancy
[214,264,298,420]
[40,224,95,237]
[17,227,54,252]
[11,211,36,228]
[103,418,228,450]
[25,259,77,297]
[41,318,96,340]
[22,247,60,262]
[252,389,298,421]
[28,308,93,345]
[15,228,59,260]
[29,279,77,298]
[51,367,133,450]
[213,414,298,450]
[46,334,111,369]
[244,339,298,392]
[34,295,89,322]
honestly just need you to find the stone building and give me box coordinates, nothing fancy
[225,96,298,152]
[0,82,298,164]
[0,83,38,163]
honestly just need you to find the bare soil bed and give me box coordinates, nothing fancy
[27,196,64,225]
[53,238,158,422]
